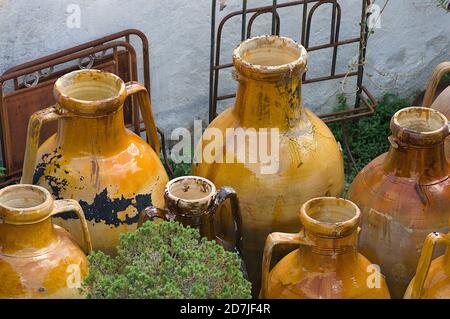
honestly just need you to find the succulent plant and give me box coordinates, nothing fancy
[82,220,251,299]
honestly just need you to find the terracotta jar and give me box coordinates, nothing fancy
[0,184,92,298]
[404,230,450,299]
[21,70,169,254]
[422,62,450,159]
[347,107,450,298]
[260,197,390,299]
[192,35,344,293]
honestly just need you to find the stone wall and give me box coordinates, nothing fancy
[0,0,449,133]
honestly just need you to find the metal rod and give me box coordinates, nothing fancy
[342,121,358,171]
[330,1,341,76]
[209,0,217,122]
[355,0,369,109]
[242,0,247,41]
[301,2,308,45]
[272,0,278,35]
[247,9,281,38]
[304,37,359,52]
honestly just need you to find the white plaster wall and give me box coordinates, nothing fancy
[0,0,449,134]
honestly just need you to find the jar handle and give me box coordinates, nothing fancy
[422,61,450,108]
[138,206,170,227]
[51,199,93,255]
[260,230,311,299]
[125,82,161,156]
[409,232,450,299]
[211,187,243,254]
[20,106,64,184]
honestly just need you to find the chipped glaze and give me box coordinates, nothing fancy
[0,184,91,298]
[21,70,169,254]
[261,197,390,299]
[192,36,344,295]
[347,107,450,298]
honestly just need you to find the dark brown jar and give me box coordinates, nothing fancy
[139,176,244,258]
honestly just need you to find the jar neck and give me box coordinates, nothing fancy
[234,72,305,131]
[300,230,359,269]
[57,106,129,155]
[0,218,57,256]
[383,139,449,183]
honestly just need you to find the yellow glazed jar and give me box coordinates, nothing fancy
[261,197,390,299]
[0,184,91,298]
[405,229,450,299]
[21,70,169,254]
[192,36,344,293]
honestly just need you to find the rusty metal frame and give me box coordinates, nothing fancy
[2,29,148,133]
[209,0,376,124]
[0,29,173,186]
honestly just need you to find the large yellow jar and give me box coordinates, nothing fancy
[192,36,344,293]
[21,70,169,254]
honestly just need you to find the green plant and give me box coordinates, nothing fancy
[161,149,193,178]
[167,158,192,177]
[334,92,350,112]
[442,72,450,82]
[82,221,251,299]
[0,160,5,177]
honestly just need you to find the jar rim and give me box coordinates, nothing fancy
[165,176,216,205]
[54,69,127,117]
[300,197,360,238]
[233,35,308,80]
[391,107,450,146]
[0,184,53,225]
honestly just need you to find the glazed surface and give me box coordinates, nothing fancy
[348,153,450,298]
[0,226,88,298]
[266,248,390,299]
[193,106,344,292]
[405,254,450,298]
[34,121,168,254]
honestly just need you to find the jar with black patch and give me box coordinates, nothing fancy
[21,70,169,254]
